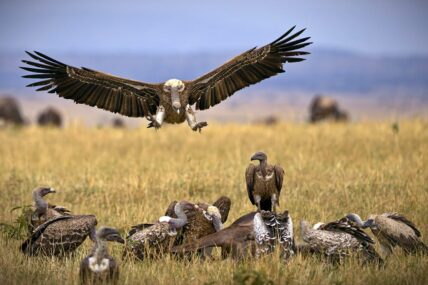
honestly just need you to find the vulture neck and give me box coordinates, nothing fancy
[171,204,188,229]
[32,191,48,215]
[92,238,108,263]
[259,160,268,177]
[300,221,312,241]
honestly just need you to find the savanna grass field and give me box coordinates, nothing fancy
[0,121,427,285]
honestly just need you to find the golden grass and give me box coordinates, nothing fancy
[0,120,427,285]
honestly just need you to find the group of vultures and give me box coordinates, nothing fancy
[20,151,427,284]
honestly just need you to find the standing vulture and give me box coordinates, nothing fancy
[300,217,383,264]
[27,186,71,234]
[346,213,428,258]
[245,152,284,212]
[80,227,124,285]
[21,215,97,256]
[21,26,311,131]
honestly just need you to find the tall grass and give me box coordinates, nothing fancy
[0,120,427,284]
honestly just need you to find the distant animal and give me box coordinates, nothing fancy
[21,214,97,256]
[80,227,124,285]
[245,152,284,212]
[300,217,383,264]
[21,26,311,131]
[254,115,279,125]
[172,210,294,260]
[125,201,194,260]
[37,107,62,127]
[0,96,24,126]
[27,186,71,234]
[112,118,125,128]
[346,213,428,258]
[309,95,348,123]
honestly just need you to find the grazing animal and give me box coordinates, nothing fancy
[300,218,383,264]
[125,201,194,260]
[21,215,97,256]
[27,186,71,234]
[37,107,62,127]
[80,227,124,285]
[0,96,24,126]
[347,213,428,257]
[309,95,348,123]
[21,26,311,131]
[245,152,284,212]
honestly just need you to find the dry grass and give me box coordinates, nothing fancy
[0,120,427,285]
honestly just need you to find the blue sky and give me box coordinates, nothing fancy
[1,0,427,56]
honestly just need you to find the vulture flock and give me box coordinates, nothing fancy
[19,152,427,283]
[11,26,426,284]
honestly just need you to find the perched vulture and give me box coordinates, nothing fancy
[21,26,311,131]
[27,186,71,235]
[21,215,97,256]
[300,217,383,264]
[125,201,194,260]
[245,152,285,212]
[346,213,428,258]
[80,227,124,285]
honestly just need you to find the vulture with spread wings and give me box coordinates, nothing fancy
[21,26,311,131]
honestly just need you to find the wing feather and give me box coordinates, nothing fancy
[188,27,311,110]
[273,165,285,194]
[21,51,161,117]
[245,164,257,205]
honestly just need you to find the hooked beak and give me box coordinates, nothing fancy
[106,231,125,244]
[49,188,56,193]
[250,154,259,161]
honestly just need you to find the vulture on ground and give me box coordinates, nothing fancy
[21,26,311,131]
[300,217,383,264]
[21,215,97,256]
[346,213,428,258]
[80,227,124,285]
[27,186,71,234]
[245,152,284,212]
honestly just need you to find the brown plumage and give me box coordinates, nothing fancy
[245,152,284,212]
[21,26,311,131]
[21,215,97,256]
[347,212,428,258]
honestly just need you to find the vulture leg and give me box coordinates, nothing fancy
[185,105,207,132]
[147,105,165,129]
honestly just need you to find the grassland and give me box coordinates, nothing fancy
[0,120,427,285]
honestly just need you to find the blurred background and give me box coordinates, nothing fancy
[1,0,427,127]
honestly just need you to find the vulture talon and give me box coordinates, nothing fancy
[192,121,208,132]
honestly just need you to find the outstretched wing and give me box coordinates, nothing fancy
[188,26,311,110]
[245,164,257,205]
[212,196,232,223]
[273,165,285,194]
[21,51,161,117]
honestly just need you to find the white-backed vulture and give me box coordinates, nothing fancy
[300,217,383,264]
[21,215,97,256]
[27,186,71,234]
[346,213,428,258]
[80,227,124,285]
[21,26,311,131]
[245,152,284,212]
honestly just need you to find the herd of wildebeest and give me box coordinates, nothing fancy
[0,94,348,128]
[11,150,427,284]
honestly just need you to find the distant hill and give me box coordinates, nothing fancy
[1,48,428,94]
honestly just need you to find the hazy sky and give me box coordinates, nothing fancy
[1,0,427,56]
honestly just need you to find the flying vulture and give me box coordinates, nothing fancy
[346,213,428,258]
[27,186,71,234]
[80,227,124,285]
[21,26,311,131]
[245,152,285,212]
[21,214,97,256]
[300,217,383,264]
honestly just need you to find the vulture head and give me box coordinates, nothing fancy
[163,79,185,114]
[345,213,372,228]
[96,227,125,243]
[159,201,194,230]
[33,186,56,197]
[312,222,325,230]
[250,151,267,162]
